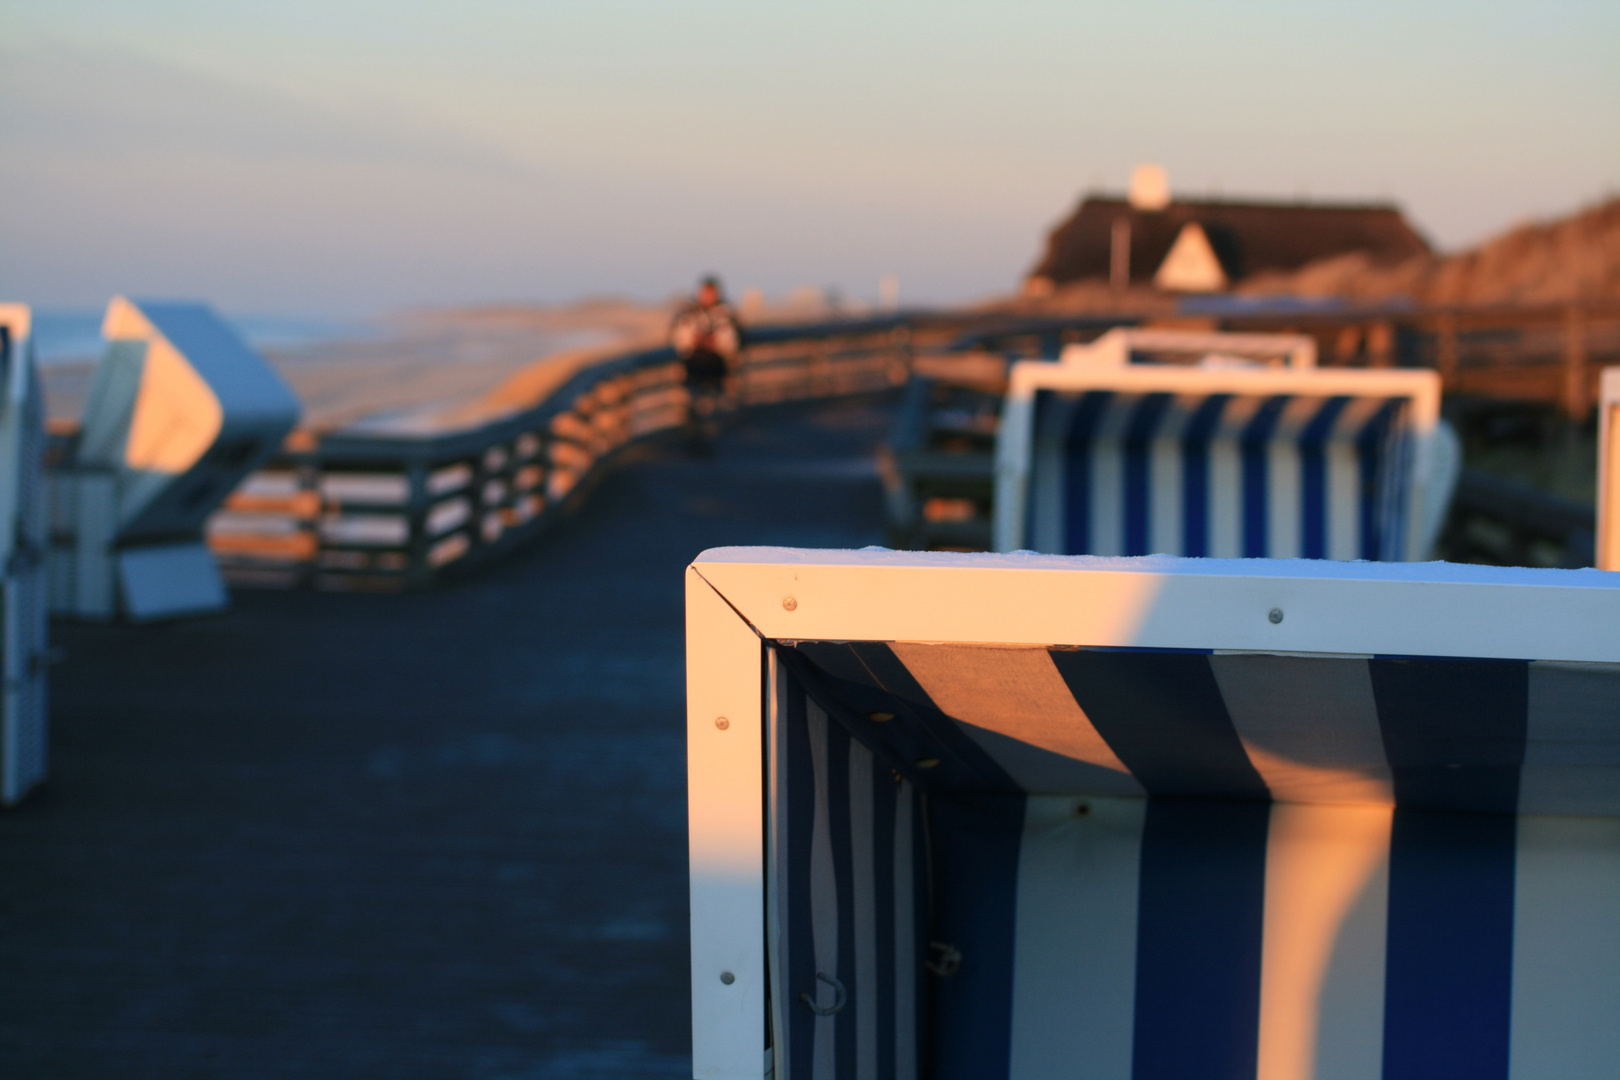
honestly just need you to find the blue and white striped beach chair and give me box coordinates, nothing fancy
[688,547,1620,1080]
[994,357,1458,561]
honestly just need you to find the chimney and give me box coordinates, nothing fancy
[1128,164,1170,211]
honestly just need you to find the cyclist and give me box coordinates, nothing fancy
[670,275,742,453]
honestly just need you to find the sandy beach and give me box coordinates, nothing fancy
[38,293,871,438]
[40,299,677,437]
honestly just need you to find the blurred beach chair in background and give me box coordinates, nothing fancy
[0,305,49,805]
[687,546,1620,1080]
[994,330,1460,560]
[877,352,1008,551]
[47,297,300,620]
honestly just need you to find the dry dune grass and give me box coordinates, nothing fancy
[1240,197,1620,306]
[986,197,1620,317]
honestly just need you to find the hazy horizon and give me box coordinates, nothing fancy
[3,1,1616,318]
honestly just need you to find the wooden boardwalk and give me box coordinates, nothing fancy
[0,396,894,1079]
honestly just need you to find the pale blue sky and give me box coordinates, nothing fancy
[3,1,1616,316]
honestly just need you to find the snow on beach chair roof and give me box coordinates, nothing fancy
[994,346,1458,562]
[687,547,1620,1080]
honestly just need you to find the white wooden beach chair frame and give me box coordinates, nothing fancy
[1597,367,1620,571]
[0,304,49,805]
[687,546,1620,1080]
[1057,327,1318,369]
[49,297,300,620]
[993,362,1452,560]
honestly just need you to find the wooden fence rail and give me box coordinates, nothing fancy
[955,301,1620,422]
[207,318,916,590]
[199,300,1620,588]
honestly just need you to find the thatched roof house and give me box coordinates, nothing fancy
[1028,175,1432,294]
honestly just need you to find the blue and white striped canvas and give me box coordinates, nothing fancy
[768,641,1620,1080]
[774,673,925,1080]
[1027,390,1412,560]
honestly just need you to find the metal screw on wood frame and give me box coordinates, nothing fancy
[714,716,730,731]
[782,596,797,611]
[720,971,735,985]
[1268,608,1284,624]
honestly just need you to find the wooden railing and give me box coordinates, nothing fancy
[883,303,1620,567]
[1438,468,1595,569]
[207,317,917,590]
[203,300,1620,588]
[955,301,1620,422]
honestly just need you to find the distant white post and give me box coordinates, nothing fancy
[879,274,900,312]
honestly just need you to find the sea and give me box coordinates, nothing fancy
[29,309,373,366]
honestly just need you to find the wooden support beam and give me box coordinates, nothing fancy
[1563,304,1590,421]
[1368,321,1394,368]
[1333,325,1361,366]
[1436,312,1458,384]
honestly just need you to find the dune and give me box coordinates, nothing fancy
[1239,197,1620,306]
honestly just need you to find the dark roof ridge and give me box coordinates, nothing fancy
[1079,195,1409,214]
[1029,193,1432,287]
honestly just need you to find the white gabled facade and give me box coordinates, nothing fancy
[1154,221,1228,292]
